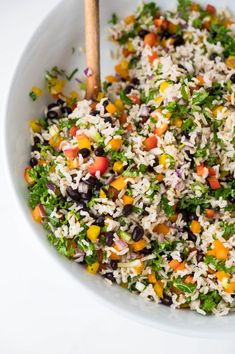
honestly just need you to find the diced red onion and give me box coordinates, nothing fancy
[84,67,93,77]
[139,105,149,117]
[47,182,56,192]
[175,168,182,178]
[115,239,127,251]
[38,204,46,217]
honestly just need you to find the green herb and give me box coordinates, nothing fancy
[182,117,195,132]
[161,196,175,217]
[109,150,128,162]
[139,2,159,18]
[117,30,136,45]
[139,164,147,173]
[174,278,196,293]
[120,90,133,105]
[192,17,202,29]
[207,154,217,166]
[108,13,118,25]
[200,291,221,313]
[208,24,235,58]
[128,56,139,69]
[29,91,38,101]
[179,196,210,212]
[181,85,189,101]
[222,222,235,239]
[192,89,209,105]
[177,0,191,20]
[195,145,208,158]
[65,68,78,81]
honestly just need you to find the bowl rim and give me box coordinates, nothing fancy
[2,0,235,339]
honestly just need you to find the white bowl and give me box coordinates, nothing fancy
[4,0,235,337]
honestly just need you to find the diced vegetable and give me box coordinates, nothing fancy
[113,161,124,173]
[87,225,101,242]
[144,32,157,47]
[24,167,34,185]
[32,204,45,223]
[110,176,127,191]
[87,156,109,176]
[132,239,147,252]
[143,135,158,150]
[122,194,134,205]
[106,103,117,114]
[154,223,170,235]
[108,138,123,151]
[208,176,220,190]
[86,262,100,274]
[77,135,91,150]
[154,280,164,298]
[190,220,201,234]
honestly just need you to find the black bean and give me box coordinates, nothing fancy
[196,251,204,263]
[80,192,92,201]
[230,73,235,83]
[57,98,66,106]
[103,272,116,282]
[131,78,140,86]
[229,195,235,203]
[47,102,59,110]
[61,106,72,115]
[31,145,40,152]
[147,165,155,173]
[225,174,234,182]
[66,187,81,201]
[46,110,59,119]
[161,293,173,306]
[161,30,171,39]
[96,215,105,227]
[124,85,134,94]
[103,100,109,108]
[141,248,152,255]
[85,176,103,189]
[209,52,217,61]
[173,34,185,46]
[104,117,113,124]
[90,110,100,116]
[110,260,118,270]
[105,231,114,246]
[188,212,198,221]
[187,229,197,242]
[178,64,187,71]
[29,157,38,167]
[132,225,144,242]
[33,136,41,145]
[138,29,149,39]
[123,204,133,217]
[79,148,90,158]
[182,131,190,139]
[95,146,105,156]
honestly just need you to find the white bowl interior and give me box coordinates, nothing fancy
[4,0,235,337]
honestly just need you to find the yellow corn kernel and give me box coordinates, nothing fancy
[29,119,42,133]
[122,194,134,205]
[212,106,223,116]
[87,225,101,242]
[77,135,91,150]
[154,280,164,298]
[127,41,135,52]
[154,223,170,236]
[99,189,107,198]
[114,99,124,112]
[97,92,105,101]
[106,103,117,114]
[173,117,183,128]
[190,220,201,234]
[49,134,62,149]
[86,262,100,274]
[159,153,169,167]
[67,158,79,169]
[159,81,170,94]
[113,161,124,173]
[49,78,65,95]
[31,86,42,97]
[124,15,135,24]
[148,272,157,284]
[155,96,164,105]
[110,176,127,191]
[132,239,147,252]
[108,138,123,151]
[105,75,117,83]
[133,261,144,275]
[115,63,129,79]
[226,56,235,69]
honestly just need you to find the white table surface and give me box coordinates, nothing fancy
[0,1,233,353]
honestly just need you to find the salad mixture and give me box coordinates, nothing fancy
[25,1,235,315]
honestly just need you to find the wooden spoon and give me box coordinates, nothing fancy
[84,0,101,99]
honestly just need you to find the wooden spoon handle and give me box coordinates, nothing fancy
[85,0,101,99]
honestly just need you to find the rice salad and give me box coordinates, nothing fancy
[25,0,235,316]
